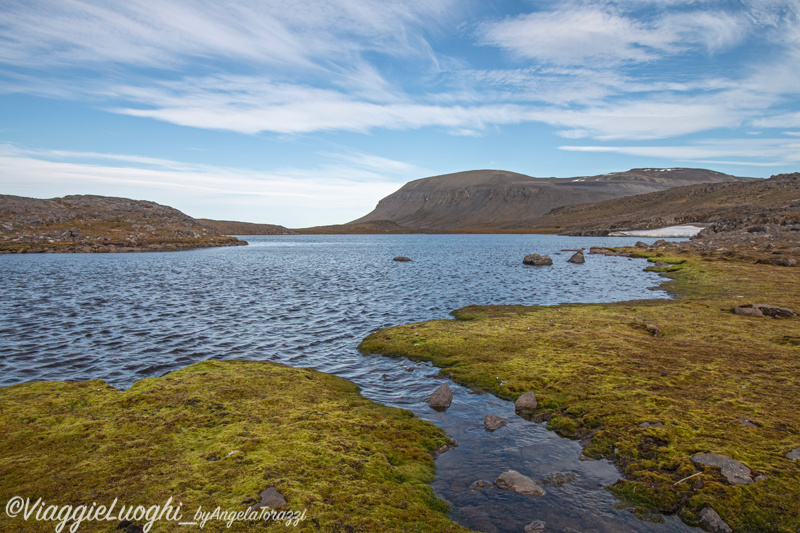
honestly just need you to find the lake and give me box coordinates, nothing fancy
[0,234,699,532]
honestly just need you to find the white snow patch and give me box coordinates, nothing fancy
[609,225,705,238]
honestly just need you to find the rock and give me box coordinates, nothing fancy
[427,383,453,411]
[543,472,578,486]
[393,256,412,262]
[472,480,493,490]
[250,487,286,510]
[431,441,457,459]
[523,253,553,266]
[754,473,768,482]
[786,447,800,460]
[567,251,585,264]
[635,241,649,248]
[734,304,797,318]
[691,453,753,485]
[646,324,660,337]
[524,520,546,533]
[699,507,733,533]
[589,246,614,255]
[737,419,758,428]
[515,391,538,411]
[495,470,546,496]
[654,261,670,267]
[484,414,508,432]
[639,421,664,429]
[756,257,798,267]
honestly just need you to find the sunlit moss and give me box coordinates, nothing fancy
[0,361,468,532]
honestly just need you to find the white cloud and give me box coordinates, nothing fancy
[560,137,800,164]
[478,4,748,66]
[0,145,416,226]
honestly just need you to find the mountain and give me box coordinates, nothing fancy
[0,194,246,253]
[197,219,297,235]
[524,172,800,235]
[349,168,754,232]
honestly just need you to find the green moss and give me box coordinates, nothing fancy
[359,250,800,531]
[0,361,469,532]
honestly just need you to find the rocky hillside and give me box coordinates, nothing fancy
[0,195,246,253]
[197,219,297,235]
[526,172,800,235]
[349,168,753,232]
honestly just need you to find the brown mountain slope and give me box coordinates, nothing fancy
[519,172,800,235]
[0,195,246,253]
[349,168,752,231]
[197,218,297,235]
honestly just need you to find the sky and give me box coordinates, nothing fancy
[1,0,799,227]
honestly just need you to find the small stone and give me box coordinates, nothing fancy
[524,520,546,533]
[393,256,412,262]
[484,414,508,432]
[786,447,800,460]
[567,251,585,264]
[515,391,538,411]
[738,419,758,428]
[495,470,546,496]
[427,384,453,411]
[691,453,753,485]
[250,487,286,510]
[646,324,660,336]
[699,507,733,533]
[639,421,664,429]
[754,474,768,482]
[471,480,493,490]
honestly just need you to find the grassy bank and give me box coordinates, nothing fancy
[0,360,469,532]
[359,250,800,532]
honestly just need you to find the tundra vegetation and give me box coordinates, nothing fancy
[0,360,467,532]
[360,247,800,532]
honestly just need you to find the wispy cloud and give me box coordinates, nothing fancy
[0,145,416,226]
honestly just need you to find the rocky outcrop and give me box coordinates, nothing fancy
[734,304,797,318]
[427,384,453,411]
[523,254,552,266]
[691,453,753,485]
[495,470,546,496]
[786,447,800,460]
[197,219,296,235]
[0,194,246,253]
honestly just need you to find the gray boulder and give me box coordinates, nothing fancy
[567,251,585,264]
[515,391,538,411]
[691,453,753,485]
[523,253,553,266]
[699,507,732,533]
[734,304,796,318]
[786,447,800,460]
[427,383,453,411]
[495,470,546,496]
[250,487,286,510]
[484,414,508,432]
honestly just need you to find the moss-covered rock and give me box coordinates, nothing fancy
[0,360,469,532]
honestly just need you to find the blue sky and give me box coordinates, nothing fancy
[1,0,799,226]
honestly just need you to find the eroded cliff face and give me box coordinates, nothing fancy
[350,168,753,231]
[0,194,246,253]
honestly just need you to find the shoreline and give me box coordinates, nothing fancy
[359,243,800,531]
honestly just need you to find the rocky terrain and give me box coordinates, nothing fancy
[0,194,246,253]
[348,168,753,232]
[197,218,297,235]
[528,172,800,236]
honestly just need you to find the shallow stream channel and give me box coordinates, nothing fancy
[0,234,701,532]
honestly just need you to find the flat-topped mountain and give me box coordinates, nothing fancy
[0,194,246,253]
[349,168,753,232]
[527,172,800,235]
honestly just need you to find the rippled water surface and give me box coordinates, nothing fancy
[0,235,698,533]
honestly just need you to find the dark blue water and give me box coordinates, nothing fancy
[0,235,698,533]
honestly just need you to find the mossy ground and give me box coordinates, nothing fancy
[0,360,469,532]
[359,251,800,532]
